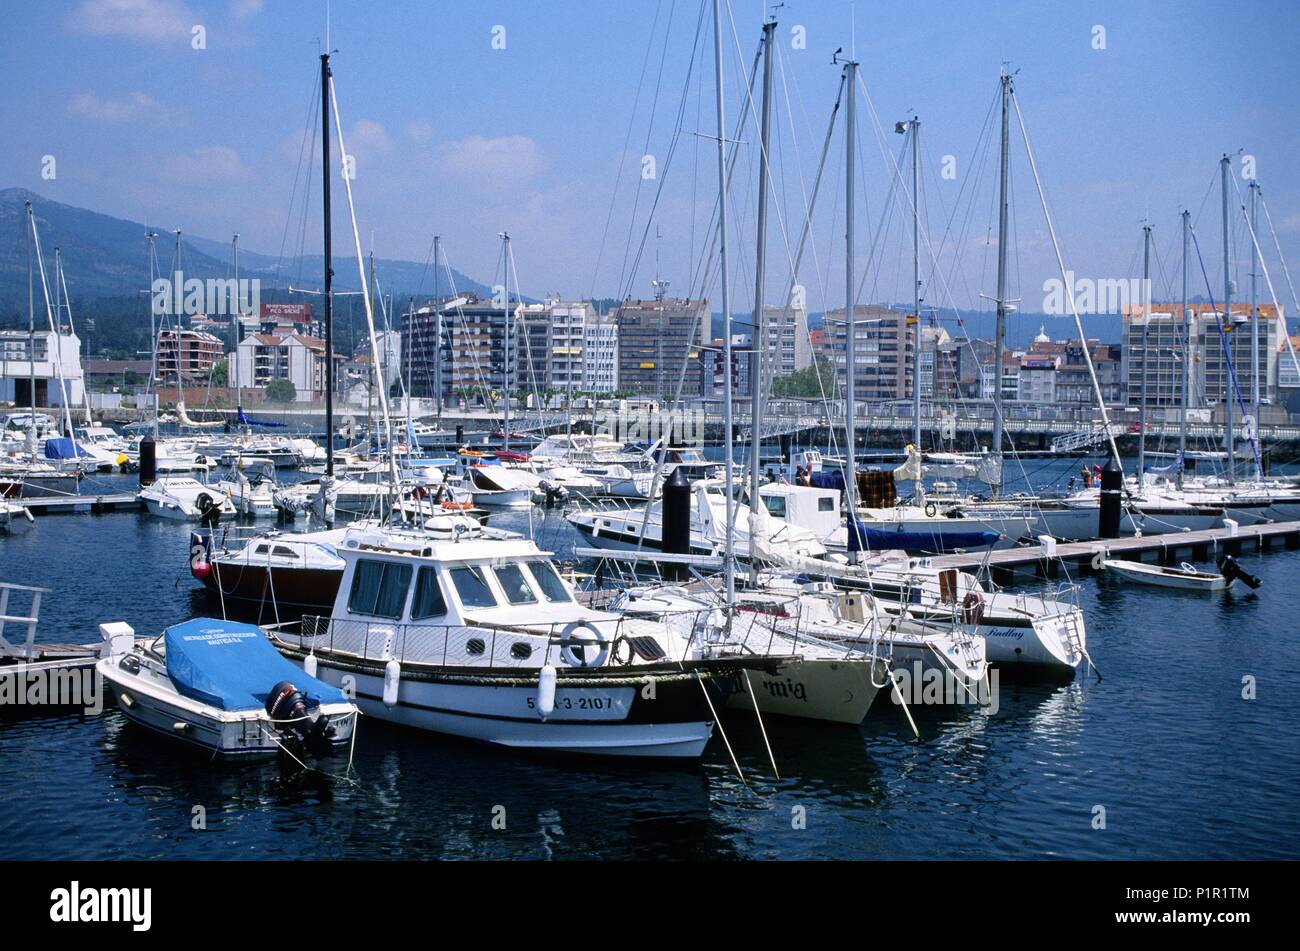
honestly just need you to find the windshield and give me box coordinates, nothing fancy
[450,565,498,609]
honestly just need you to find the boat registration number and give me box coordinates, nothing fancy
[524,688,634,719]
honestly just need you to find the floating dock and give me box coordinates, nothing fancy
[18,494,143,515]
[929,520,1300,585]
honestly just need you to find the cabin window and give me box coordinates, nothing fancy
[410,567,449,620]
[347,559,412,620]
[526,561,572,603]
[255,544,270,554]
[818,498,835,512]
[762,496,787,518]
[494,565,537,605]
[510,642,532,660]
[465,637,485,656]
[272,546,297,558]
[450,566,498,609]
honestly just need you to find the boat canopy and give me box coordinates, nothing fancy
[163,617,347,712]
[44,437,90,459]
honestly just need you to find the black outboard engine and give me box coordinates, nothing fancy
[197,492,221,529]
[1217,555,1262,590]
[265,680,335,757]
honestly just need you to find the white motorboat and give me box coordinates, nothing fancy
[465,464,541,507]
[97,617,358,759]
[265,524,769,758]
[1102,554,1261,592]
[214,469,279,518]
[0,499,34,534]
[138,477,237,522]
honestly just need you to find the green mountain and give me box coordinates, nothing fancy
[0,187,491,315]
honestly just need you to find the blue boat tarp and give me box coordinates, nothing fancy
[44,437,91,459]
[808,470,845,491]
[163,618,347,712]
[854,522,999,554]
[236,406,287,428]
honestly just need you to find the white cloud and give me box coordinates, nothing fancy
[158,145,250,183]
[346,119,393,157]
[69,0,196,44]
[405,120,435,144]
[435,135,544,186]
[1279,213,1300,235]
[230,0,263,17]
[67,90,161,122]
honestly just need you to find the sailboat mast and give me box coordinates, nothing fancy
[1249,179,1261,477]
[321,52,335,480]
[232,234,240,409]
[1138,223,1151,484]
[501,231,511,454]
[434,234,442,420]
[1220,154,1233,483]
[25,203,35,456]
[991,70,1011,490]
[1179,210,1190,489]
[147,230,159,440]
[842,57,859,526]
[910,116,922,449]
[748,18,775,580]
[711,0,735,606]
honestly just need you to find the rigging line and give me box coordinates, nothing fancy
[617,0,682,294]
[588,0,669,302]
[1187,222,1263,475]
[273,68,321,293]
[1235,183,1300,385]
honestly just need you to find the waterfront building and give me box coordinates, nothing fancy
[0,329,85,409]
[583,312,619,394]
[821,304,914,402]
[615,296,708,399]
[234,331,332,401]
[156,328,223,385]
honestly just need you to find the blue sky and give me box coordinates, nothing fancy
[2,0,1299,327]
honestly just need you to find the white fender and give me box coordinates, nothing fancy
[537,664,557,719]
[303,653,318,678]
[383,659,401,707]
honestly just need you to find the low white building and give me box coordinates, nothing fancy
[234,331,329,401]
[0,329,85,409]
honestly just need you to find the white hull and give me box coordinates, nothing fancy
[298,658,714,758]
[725,657,886,724]
[1103,559,1227,591]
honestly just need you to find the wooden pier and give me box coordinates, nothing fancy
[929,520,1300,585]
[18,493,143,515]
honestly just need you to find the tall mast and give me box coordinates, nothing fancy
[1221,154,1233,483]
[910,116,922,449]
[500,231,511,453]
[711,0,735,606]
[991,69,1011,491]
[146,230,159,439]
[842,56,859,528]
[232,234,240,409]
[433,234,442,420]
[748,18,775,581]
[25,203,35,456]
[1249,179,1261,477]
[1137,223,1151,485]
[1179,210,1190,489]
[321,52,335,480]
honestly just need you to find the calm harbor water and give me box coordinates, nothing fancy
[2,468,1298,860]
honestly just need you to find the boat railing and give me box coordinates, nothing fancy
[0,581,49,662]
[290,612,701,670]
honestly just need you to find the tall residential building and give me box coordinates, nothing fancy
[711,333,754,398]
[400,300,446,398]
[615,297,708,399]
[761,299,812,379]
[1121,304,1282,408]
[582,313,619,394]
[513,304,553,397]
[157,329,223,384]
[545,299,592,397]
[821,305,914,402]
[440,296,513,399]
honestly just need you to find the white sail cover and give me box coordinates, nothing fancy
[176,401,225,429]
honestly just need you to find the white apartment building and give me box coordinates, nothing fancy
[0,329,85,409]
[234,331,329,401]
[583,314,619,394]
[546,299,592,396]
[762,300,812,378]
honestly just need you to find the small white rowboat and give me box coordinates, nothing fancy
[1102,557,1261,592]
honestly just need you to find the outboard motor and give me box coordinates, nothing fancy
[265,680,335,757]
[197,492,221,529]
[1217,555,1262,590]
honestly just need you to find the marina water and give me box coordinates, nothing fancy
[2,467,1298,860]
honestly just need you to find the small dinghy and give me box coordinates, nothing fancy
[97,617,358,759]
[1102,555,1262,592]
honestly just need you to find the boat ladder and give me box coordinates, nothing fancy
[0,582,49,662]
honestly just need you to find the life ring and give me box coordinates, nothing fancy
[924,501,938,518]
[441,500,473,511]
[559,621,609,668]
[959,591,985,626]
